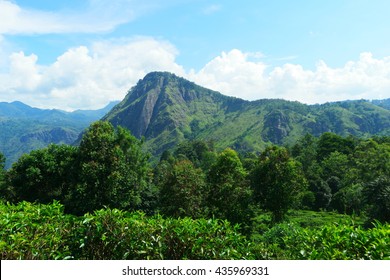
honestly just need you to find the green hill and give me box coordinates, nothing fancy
[2,72,389,167]
[103,72,390,157]
[0,101,118,168]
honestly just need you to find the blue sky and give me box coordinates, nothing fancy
[1,0,390,110]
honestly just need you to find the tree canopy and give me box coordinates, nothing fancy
[6,121,151,215]
[1,129,389,226]
[251,146,308,222]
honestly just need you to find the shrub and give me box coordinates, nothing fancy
[0,201,254,260]
[293,221,390,260]
[0,201,75,259]
[75,208,254,260]
[257,221,390,260]
[2,201,388,260]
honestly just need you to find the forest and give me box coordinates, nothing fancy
[0,121,389,260]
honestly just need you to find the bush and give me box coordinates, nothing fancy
[0,201,254,260]
[294,222,390,260]
[0,201,75,259]
[257,221,390,260]
[76,208,253,259]
[2,201,388,260]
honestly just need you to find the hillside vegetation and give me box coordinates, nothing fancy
[1,72,389,167]
[1,201,389,260]
[1,120,389,259]
[1,72,389,260]
[103,72,390,159]
[0,101,118,168]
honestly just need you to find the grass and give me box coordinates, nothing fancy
[286,210,364,228]
[251,209,365,238]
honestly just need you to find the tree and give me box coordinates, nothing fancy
[316,150,356,212]
[0,152,7,200]
[291,133,318,173]
[311,179,332,210]
[159,160,206,218]
[321,151,350,182]
[251,146,308,222]
[72,121,150,215]
[7,144,78,204]
[290,134,328,211]
[0,152,4,172]
[352,139,390,184]
[364,176,390,223]
[159,150,175,164]
[174,140,216,171]
[317,132,355,161]
[330,183,364,215]
[206,148,253,228]
[327,176,342,194]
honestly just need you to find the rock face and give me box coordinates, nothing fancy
[102,72,390,158]
[262,110,292,144]
[103,72,242,154]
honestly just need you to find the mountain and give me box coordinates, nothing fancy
[103,72,246,154]
[0,101,119,168]
[372,98,390,110]
[0,100,119,121]
[103,72,390,158]
[2,72,388,167]
[71,101,120,120]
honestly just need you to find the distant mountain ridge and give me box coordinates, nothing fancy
[0,101,119,167]
[0,101,119,120]
[372,98,390,110]
[103,72,390,158]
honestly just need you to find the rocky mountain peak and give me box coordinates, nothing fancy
[102,72,390,159]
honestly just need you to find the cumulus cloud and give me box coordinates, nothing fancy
[0,40,390,110]
[0,37,184,110]
[188,49,268,101]
[189,50,390,104]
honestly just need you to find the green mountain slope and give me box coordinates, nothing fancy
[0,101,119,167]
[103,72,390,157]
[372,98,390,110]
[103,72,245,155]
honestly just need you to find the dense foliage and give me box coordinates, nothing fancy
[0,152,5,193]
[0,201,252,260]
[1,201,389,260]
[73,122,150,214]
[255,220,390,260]
[291,133,390,223]
[5,121,151,216]
[0,201,75,259]
[0,121,389,259]
[251,146,307,222]
[7,144,78,204]
[0,101,117,168]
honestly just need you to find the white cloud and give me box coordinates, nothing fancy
[188,50,390,104]
[188,49,268,101]
[0,0,157,35]
[0,37,184,110]
[9,52,42,90]
[0,40,390,111]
